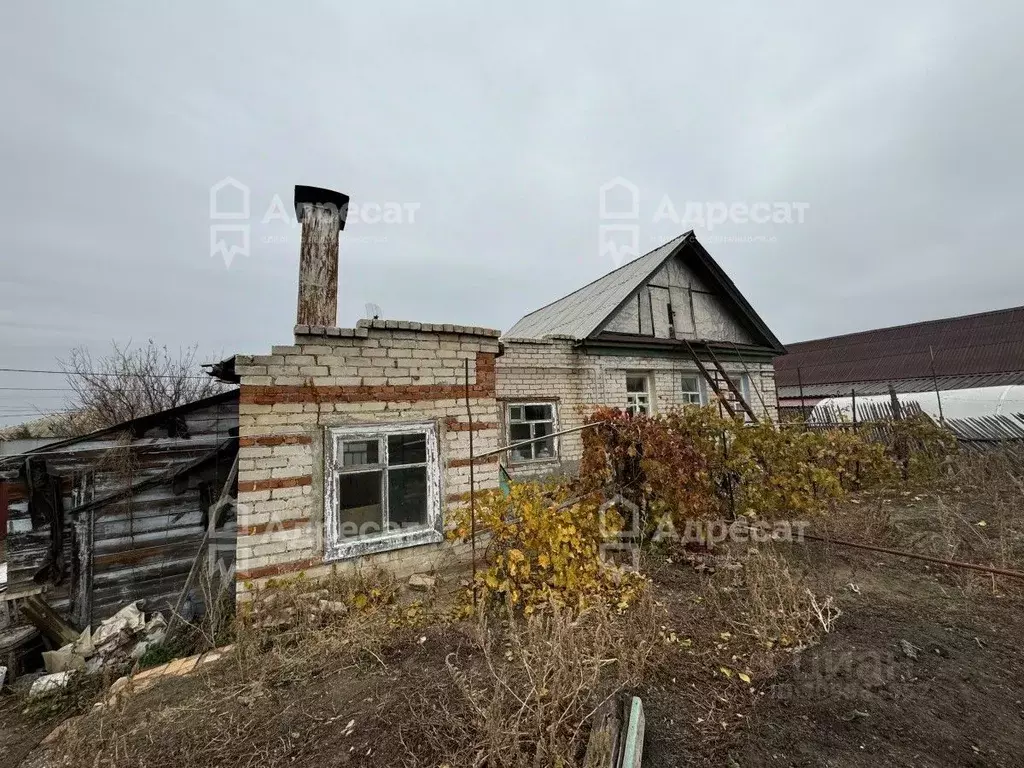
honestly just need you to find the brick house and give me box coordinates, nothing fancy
[1,186,787,630]
[223,187,502,594]
[219,188,786,595]
[497,231,786,477]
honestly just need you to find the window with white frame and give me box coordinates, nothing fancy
[680,374,703,406]
[625,374,652,415]
[324,422,442,560]
[507,403,557,462]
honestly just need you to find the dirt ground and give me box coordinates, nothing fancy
[4,494,1024,767]
[642,540,1024,767]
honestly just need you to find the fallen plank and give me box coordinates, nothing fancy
[20,594,79,647]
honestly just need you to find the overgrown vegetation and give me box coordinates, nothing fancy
[580,406,956,532]
[448,481,648,613]
[412,598,661,767]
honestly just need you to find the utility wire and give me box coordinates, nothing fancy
[0,366,212,379]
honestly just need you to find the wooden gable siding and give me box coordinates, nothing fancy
[600,256,755,345]
[1,394,238,626]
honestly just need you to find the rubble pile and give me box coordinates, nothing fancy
[30,601,167,698]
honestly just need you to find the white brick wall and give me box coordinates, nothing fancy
[233,324,500,594]
[495,338,779,476]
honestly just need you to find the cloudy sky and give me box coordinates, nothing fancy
[1,1,1022,424]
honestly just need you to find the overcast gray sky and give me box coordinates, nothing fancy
[1,1,1023,424]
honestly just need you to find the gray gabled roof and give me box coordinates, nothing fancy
[504,233,689,340]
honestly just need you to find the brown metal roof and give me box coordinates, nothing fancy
[775,306,1024,389]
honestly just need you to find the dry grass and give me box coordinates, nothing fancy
[403,595,661,768]
[709,547,840,652]
[821,445,1024,596]
[41,568,660,768]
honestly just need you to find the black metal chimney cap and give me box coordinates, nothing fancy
[294,185,351,231]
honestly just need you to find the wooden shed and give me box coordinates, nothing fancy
[0,390,239,629]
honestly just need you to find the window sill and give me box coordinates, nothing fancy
[323,527,443,562]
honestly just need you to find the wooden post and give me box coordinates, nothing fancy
[294,185,350,328]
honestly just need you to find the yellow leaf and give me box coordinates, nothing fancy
[738,672,751,684]
[719,666,733,678]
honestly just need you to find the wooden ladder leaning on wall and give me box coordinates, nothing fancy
[681,339,759,424]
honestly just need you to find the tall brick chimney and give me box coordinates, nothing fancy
[294,184,350,328]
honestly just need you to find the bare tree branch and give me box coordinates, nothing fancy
[53,339,225,436]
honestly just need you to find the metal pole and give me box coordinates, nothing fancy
[929,345,945,424]
[464,358,477,608]
[797,366,807,422]
[472,420,608,460]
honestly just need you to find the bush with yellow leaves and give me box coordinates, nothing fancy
[448,481,647,613]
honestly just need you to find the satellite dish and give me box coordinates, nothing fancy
[364,303,382,320]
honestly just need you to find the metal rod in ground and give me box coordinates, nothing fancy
[929,345,945,424]
[464,358,477,608]
[800,531,1024,581]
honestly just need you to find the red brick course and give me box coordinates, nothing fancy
[237,475,313,493]
[235,557,321,582]
[240,352,496,406]
[444,417,498,432]
[239,434,314,447]
[446,454,499,468]
[240,517,312,537]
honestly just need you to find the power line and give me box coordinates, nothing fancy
[0,366,212,379]
[0,387,76,391]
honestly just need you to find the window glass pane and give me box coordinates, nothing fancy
[337,471,383,538]
[534,423,554,458]
[388,432,427,465]
[680,376,699,393]
[523,404,551,421]
[509,405,523,421]
[388,466,428,530]
[510,423,531,442]
[626,375,648,393]
[512,443,534,461]
[342,440,379,467]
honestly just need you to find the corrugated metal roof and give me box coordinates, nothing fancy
[778,371,1024,399]
[504,233,689,340]
[775,306,1024,389]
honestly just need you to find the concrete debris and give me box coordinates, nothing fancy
[29,671,73,698]
[318,599,349,615]
[42,644,87,674]
[408,574,436,591]
[92,601,146,648]
[31,599,169,694]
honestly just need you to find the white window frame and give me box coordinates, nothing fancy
[324,421,442,561]
[679,372,704,406]
[625,373,652,415]
[506,402,559,464]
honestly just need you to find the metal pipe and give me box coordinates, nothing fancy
[801,531,1024,581]
[473,420,608,460]
[464,358,477,608]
